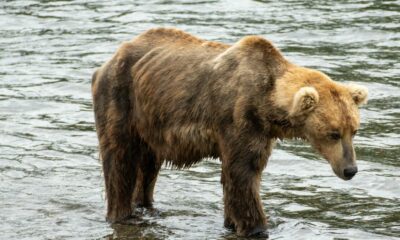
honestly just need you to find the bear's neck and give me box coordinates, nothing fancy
[267,112,307,141]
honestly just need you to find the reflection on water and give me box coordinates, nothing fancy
[0,0,399,239]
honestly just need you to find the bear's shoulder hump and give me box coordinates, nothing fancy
[237,36,281,56]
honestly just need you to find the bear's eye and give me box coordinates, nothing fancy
[329,132,341,140]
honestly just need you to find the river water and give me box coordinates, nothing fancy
[0,1,399,239]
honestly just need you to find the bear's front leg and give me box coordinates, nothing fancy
[220,138,270,238]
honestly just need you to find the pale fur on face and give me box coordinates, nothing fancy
[271,65,368,180]
[273,66,369,120]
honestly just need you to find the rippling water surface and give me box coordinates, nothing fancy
[1,1,399,239]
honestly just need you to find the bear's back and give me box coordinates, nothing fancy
[135,27,229,51]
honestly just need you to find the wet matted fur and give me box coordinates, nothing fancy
[92,28,367,237]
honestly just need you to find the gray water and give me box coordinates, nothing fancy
[0,0,399,239]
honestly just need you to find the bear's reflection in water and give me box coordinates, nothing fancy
[105,207,247,240]
[104,208,169,240]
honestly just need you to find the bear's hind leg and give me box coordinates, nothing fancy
[96,99,140,223]
[100,130,139,223]
[133,144,162,208]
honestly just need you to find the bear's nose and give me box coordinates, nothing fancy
[343,167,358,179]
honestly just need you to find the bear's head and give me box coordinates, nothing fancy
[274,66,368,180]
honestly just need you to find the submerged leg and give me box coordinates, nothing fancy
[97,111,140,223]
[221,172,235,230]
[133,143,162,208]
[92,43,143,223]
[219,136,273,238]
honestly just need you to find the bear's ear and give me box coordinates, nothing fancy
[345,83,368,106]
[289,87,319,117]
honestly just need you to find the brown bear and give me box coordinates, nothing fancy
[91,28,368,238]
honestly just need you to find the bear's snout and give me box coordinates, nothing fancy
[343,166,358,180]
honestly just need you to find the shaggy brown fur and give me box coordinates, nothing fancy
[91,28,368,237]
